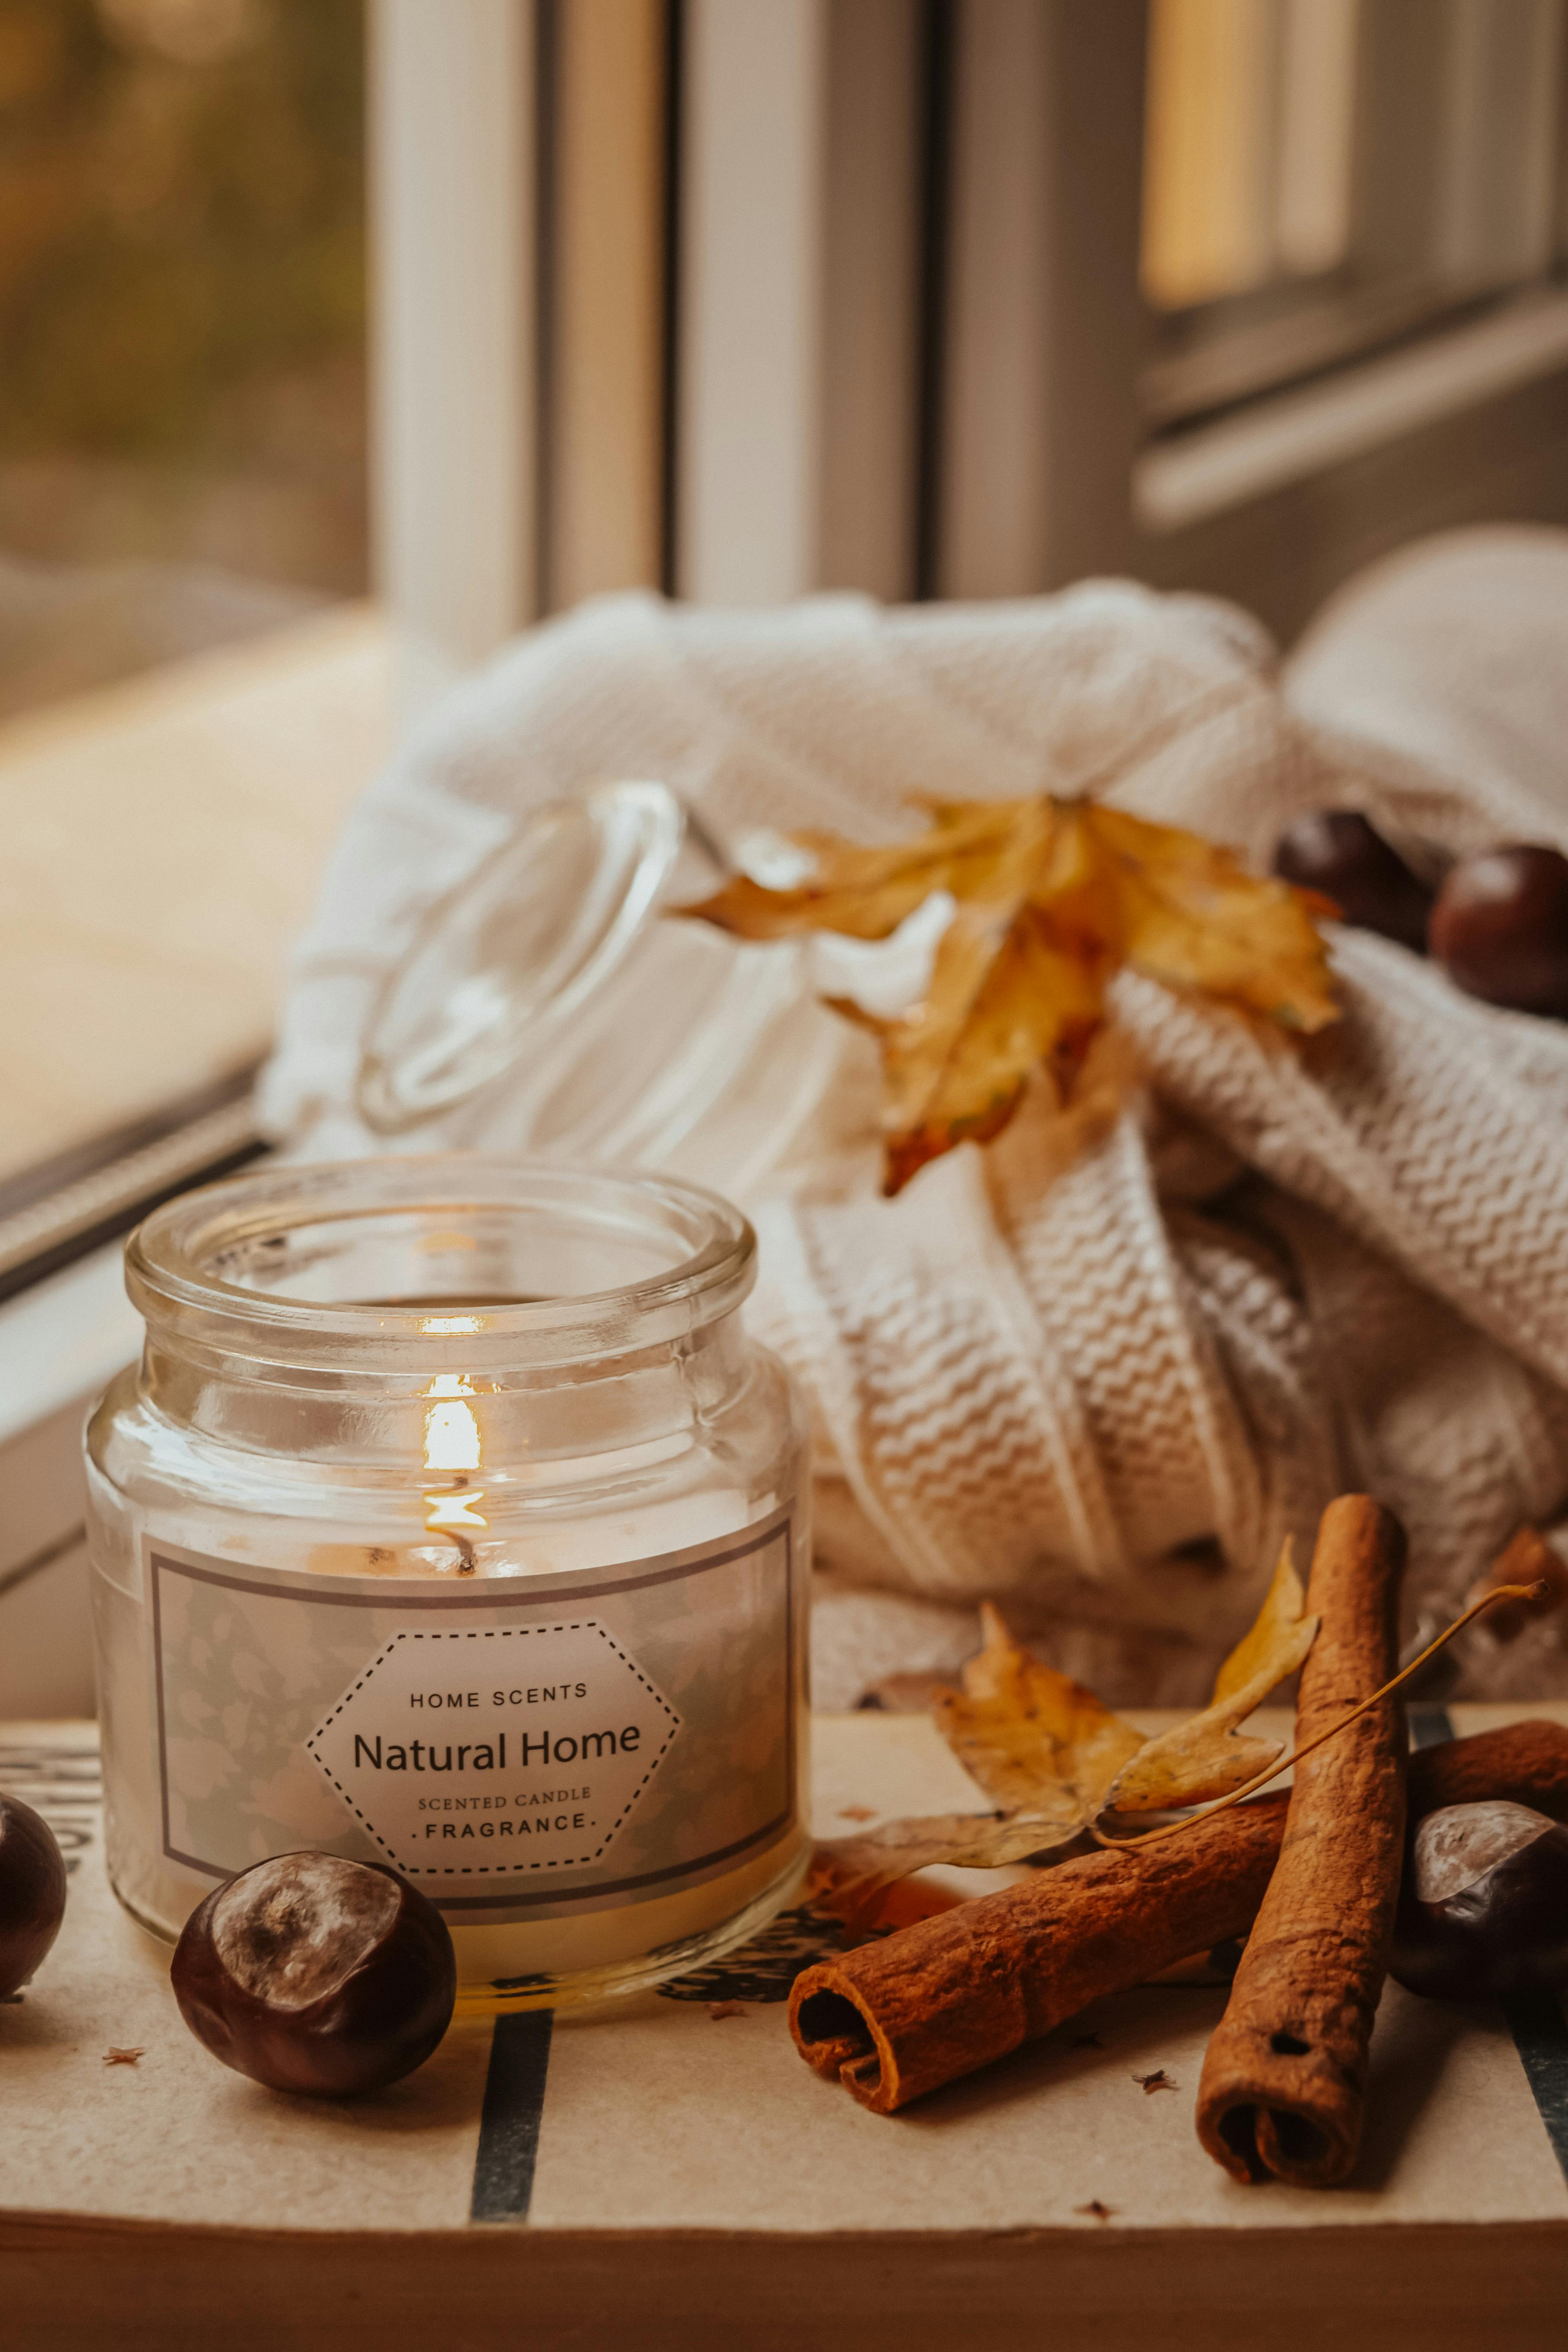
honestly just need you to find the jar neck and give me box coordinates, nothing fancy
[139,1312,750,1470]
[122,1159,758,1477]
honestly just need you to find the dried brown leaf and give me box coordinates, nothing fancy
[1103,1540,1318,1814]
[933,1603,1146,1826]
[1467,1524,1568,1641]
[811,1608,1146,1920]
[685,796,1338,1195]
[812,1810,1075,1931]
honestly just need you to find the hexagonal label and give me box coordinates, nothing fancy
[306,1618,679,1883]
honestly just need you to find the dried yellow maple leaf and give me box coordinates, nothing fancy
[815,1544,1316,1916]
[933,1602,1146,1829]
[813,1605,1145,1918]
[685,797,1339,1195]
[811,1811,1079,1932]
[1100,1541,1318,1814]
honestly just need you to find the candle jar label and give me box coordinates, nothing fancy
[307,1619,683,1881]
[147,1509,797,1924]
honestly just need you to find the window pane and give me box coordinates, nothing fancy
[1273,0,1359,280]
[1142,0,1566,417]
[0,0,380,1206]
[0,0,367,717]
[1142,0,1293,313]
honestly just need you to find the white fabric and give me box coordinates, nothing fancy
[263,528,1568,1707]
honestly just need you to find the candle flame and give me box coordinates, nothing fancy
[423,1372,486,1572]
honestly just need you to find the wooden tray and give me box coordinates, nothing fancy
[3,1704,1567,2351]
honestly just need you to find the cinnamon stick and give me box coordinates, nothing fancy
[1409,1718,1568,1821]
[789,1794,1288,2114]
[1195,1494,1406,2188]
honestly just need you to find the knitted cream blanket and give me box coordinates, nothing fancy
[263,526,1568,1706]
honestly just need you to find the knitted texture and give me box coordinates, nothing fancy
[263,530,1568,1706]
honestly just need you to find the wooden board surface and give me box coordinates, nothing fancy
[3,1705,1567,2350]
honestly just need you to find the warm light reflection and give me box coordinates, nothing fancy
[423,1371,486,1572]
[424,1371,482,1469]
[1142,0,1358,310]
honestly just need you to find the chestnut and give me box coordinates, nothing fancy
[1429,844,1568,1016]
[1390,1801,1568,2001]
[1272,810,1433,954]
[0,1792,67,1998]
[171,1851,456,2097]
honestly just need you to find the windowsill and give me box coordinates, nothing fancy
[0,1240,137,1453]
[0,1238,137,1719]
[0,608,391,1714]
[1142,271,1520,429]
[1135,289,1568,533]
[0,601,393,1189]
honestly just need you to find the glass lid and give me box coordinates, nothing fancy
[355,781,692,1134]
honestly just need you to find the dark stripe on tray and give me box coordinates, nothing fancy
[1408,1703,1568,2183]
[470,2009,554,2223]
[1406,1704,1456,1752]
[1503,1990,1568,2183]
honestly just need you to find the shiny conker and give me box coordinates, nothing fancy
[1429,844,1568,1016]
[1390,1800,1568,2001]
[0,1792,67,1998]
[171,1851,457,2097]
[1272,810,1433,953]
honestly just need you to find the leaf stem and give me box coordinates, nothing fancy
[1090,1579,1548,1854]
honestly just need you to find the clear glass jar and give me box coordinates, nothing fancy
[86,1156,810,2010]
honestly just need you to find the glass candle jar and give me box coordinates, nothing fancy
[86,1157,810,2009]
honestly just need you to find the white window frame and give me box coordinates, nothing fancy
[368,0,1568,669]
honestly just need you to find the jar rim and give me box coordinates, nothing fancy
[126,1156,756,1374]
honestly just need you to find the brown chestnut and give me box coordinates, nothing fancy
[171,1851,456,2097]
[0,1792,67,1998]
[1272,810,1433,954]
[1429,844,1568,1016]
[1390,1800,1568,2002]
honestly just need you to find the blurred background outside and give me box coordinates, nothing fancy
[2,0,1567,1206]
[0,0,365,714]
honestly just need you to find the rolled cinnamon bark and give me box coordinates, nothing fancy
[789,1794,1288,2114]
[1196,1494,1406,2188]
[1410,1719,1568,1821]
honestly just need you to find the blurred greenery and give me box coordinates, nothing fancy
[0,0,365,587]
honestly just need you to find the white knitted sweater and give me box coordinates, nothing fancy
[262,527,1568,1706]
